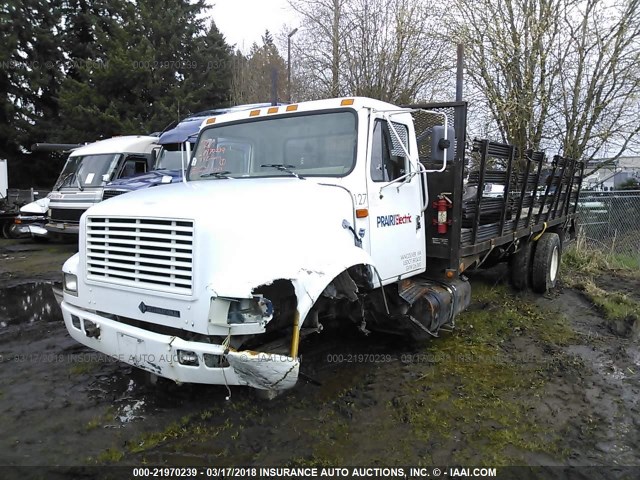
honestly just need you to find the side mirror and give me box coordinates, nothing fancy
[151,147,162,168]
[429,125,455,162]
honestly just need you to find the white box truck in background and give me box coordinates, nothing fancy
[0,159,7,200]
[43,136,158,239]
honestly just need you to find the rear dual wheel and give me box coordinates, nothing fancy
[510,232,561,293]
[531,232,561,293]
[509,240,532,291]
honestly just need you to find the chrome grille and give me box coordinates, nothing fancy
[50,208,85,223]
[102,190,127,200]
[86,217,194,295]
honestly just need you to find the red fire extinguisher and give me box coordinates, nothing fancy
[432,193,453,234]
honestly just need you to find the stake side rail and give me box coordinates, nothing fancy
[459,140,583,257]
[403,101,583,274]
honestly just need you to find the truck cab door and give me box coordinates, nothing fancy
[365,115,426,283]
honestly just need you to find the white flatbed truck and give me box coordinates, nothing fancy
[60,98,584,392]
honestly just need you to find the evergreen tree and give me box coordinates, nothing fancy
[0,0,64,188]
[181,21,233,113]
[231,30,287,105]
[1,0,234,188]
[57,0,233,141]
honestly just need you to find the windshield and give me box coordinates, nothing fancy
[54,154,121,189]
[156,144,190,170]
[188,111,357,180]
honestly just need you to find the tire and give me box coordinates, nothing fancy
[2,221,13,239]
[509,240,532,291]
[531,232,561,293]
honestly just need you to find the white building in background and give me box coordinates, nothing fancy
[583,156,640,191]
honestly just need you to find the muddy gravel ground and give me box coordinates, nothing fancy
[1,238,640,477]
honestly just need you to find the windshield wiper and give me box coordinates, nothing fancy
[200,171,231,179]
[55,172,74,191]
[260,164,305,179]
[75,172,84,191]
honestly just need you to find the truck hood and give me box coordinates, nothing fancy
[82,178,362,298]
[20,197,50,214]
[105,169,181,191]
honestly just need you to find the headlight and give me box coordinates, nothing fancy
[227,295,274,324]
[63,273,78,295]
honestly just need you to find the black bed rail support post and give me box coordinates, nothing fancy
[536,155,556,225]
[562,158,577,218]
[514,149,532,230]
[471,140,489,245]
[549,155,568,221]
[527,151,545,228]
[499,144,516,236]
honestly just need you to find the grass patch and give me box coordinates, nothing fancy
[96,447,124,463]
[580,280,640,325]
[393,283,572,465]
[84,406,117,432]
[69,362,98,375]
[563,245,640,278]
[84,417,102,432]
[94,406,240,464]
[610,253,640,270]
[126,414,232,454]
[461,283,574,346]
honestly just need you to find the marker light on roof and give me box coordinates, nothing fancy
[286,105,298,112]
[249,110,260,117]
[341,98,354,106]
[205,117,216,125]
[267,107,279,114]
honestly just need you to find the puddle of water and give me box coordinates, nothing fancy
[0,282,62,328]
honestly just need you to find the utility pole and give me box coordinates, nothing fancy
[287,28,299,103]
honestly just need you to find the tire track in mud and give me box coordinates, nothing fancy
[535,286,640,466]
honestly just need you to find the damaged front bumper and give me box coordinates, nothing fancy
[11,215,48,239]
[61,301,299,390]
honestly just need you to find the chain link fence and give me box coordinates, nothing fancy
[576,190,640,266]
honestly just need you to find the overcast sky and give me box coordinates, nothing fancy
[207,0,298,52]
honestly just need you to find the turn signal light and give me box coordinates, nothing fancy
[356,208,368,218]
[177,350,199,366]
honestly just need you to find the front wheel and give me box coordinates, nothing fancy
[2,221,14,239]
[531,232,561,293]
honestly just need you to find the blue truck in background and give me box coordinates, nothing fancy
[102,104,276,200]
